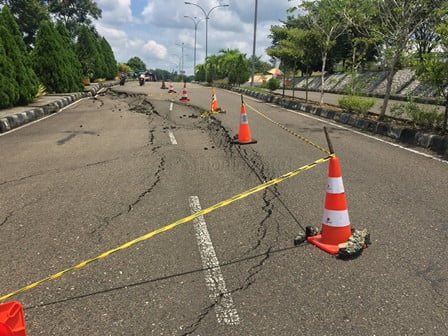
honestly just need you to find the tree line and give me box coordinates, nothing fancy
[194,49,271,86]
[267,0,448,132]
[0,1,116,109]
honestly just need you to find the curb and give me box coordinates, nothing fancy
[225,85,448,159]
[0,81,118,133]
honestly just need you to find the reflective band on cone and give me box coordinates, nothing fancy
[322,209,350,228]
[307,157,351,255]
[327,177,344,194]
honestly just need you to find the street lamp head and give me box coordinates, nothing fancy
[184,2,192,4]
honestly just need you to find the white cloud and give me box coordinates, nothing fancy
[96,0,133,26]
[142,40,168,60]
[96,23,128,41]
[94,0,292,73]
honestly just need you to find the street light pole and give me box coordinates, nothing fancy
[184,2,229,82]
[250,0,258,87]
[176,42,185,79]
[184,16,202,76]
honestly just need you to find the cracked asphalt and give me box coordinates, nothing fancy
[0,81,447,335]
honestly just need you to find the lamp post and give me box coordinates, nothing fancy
[176,42,185,79]
[250,0,258,87]
[184,16,202,76]
[184,1,229,82]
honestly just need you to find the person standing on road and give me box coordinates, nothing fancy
[120,73,126,86]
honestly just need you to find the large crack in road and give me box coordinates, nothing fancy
[97,91,304,334]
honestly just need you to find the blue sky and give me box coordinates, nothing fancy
[94,0,294,75]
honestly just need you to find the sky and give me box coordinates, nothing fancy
[94,0,295,75]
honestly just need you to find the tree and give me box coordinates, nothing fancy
[413,6,448,134]
[99,37,117,80]
[205,54,220,83]
[127,56,146,70]
[0,30,19,108]
[55,21,84,91]
[149,68,175,81]
[228,54,251,85]
[76,25,100,79]
[292,0,350,105]
[252,56,271,74]
[0,5,38,105]
[0,0,49,50]
[47,0,101,38]
[412,19,441,62]
[32,21,84,93]
[92,31,107,79]
[368,0,446,119]
[118,63,131,74]
[195,64,206,82]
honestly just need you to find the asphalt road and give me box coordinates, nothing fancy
[0,81,447,335]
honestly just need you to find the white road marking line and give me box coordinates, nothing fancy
[0,98,87,137]
[168,130,177,144]
[285,108,447,164]
[169,101,173,111]
[188,196,240,325]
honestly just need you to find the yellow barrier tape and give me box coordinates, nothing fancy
[245,102,331,156]
[0,155,333,302]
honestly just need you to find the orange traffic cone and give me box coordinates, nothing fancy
[307,156,352,254]
[168,80,176,93]
[232,95,257,144]
[179,82,190,102]
[0,301,27,336]
[210,88,225,113]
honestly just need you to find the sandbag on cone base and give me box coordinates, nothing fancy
[0,301,27,336]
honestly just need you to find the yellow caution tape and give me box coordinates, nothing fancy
[0,155,333,302]
[245,103,331,156]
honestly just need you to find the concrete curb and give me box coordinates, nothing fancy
[226,86,448,159]
[0,81,118,133]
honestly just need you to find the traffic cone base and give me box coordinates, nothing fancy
[232,138,257,145]
[0,301,27,336]
[307,235,340,255]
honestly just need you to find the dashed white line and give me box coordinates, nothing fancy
[188,196,240,325]
[168,130,177,144]
[169,101,173,112]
